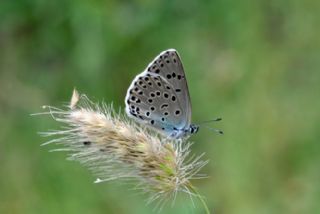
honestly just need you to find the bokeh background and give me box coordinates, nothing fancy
[1,0,319,213]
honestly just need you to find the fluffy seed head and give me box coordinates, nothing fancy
[39,90,208,207]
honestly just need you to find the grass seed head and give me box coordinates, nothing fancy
[39,90,208,208]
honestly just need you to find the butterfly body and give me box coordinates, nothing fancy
[125,49,197,139]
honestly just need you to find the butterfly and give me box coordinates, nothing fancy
[125,49,199,139]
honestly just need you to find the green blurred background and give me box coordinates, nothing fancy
[1,0,319,213]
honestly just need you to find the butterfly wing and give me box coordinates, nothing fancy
[146,49,192,126]
[125,49,192,136]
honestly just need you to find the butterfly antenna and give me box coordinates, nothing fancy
[197,118,223,135]
[198,117,222,125]
[203,125,224,135]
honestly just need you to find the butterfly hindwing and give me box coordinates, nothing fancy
[126,74,184,136]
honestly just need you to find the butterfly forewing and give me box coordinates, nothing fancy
[147,49,192,125]
[125,49,192,137]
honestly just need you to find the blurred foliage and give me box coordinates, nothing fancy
[1,0,320,213]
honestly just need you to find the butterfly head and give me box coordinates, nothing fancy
[169,124,199,139]
[189,124,199,134]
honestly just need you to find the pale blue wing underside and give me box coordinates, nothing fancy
[125,49,192,137]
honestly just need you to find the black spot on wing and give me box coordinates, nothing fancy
[161,104,169,109]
